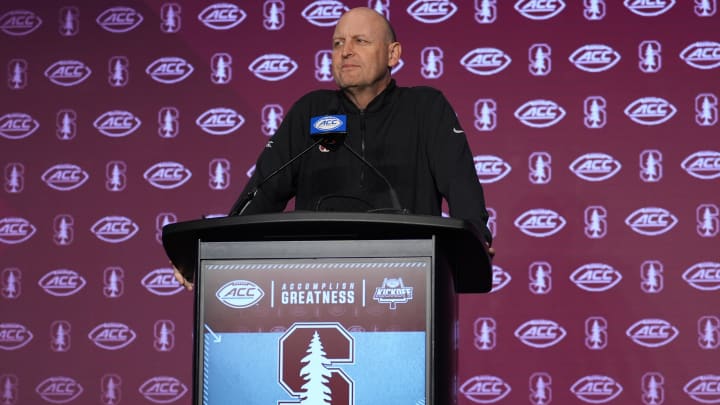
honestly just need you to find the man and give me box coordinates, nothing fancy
[175,7,493,290]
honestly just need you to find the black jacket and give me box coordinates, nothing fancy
[232,80,492,244]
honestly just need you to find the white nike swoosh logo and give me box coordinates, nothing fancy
[453,128,464,134]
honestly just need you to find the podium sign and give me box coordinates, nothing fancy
[197,239,434,405]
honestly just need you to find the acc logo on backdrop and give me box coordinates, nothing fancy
[209,159,230,190]
[681,150,720,179]
[56,109,77,140]
[103,266,124,298]
[642,373,665,405]
[197,107,245,135]
[198,3,246,30]
[160,3,181,33]
[38,269,86,297]
[91,216,139,243]
[625,207,678,236]
[8,59,28,89]
[624,0,675,16]
[570,153,622,182]
[697,204,720,237]
[96,7,143,33]
[584,206,607,239]
[144,162,192,189]
[248,54,298,81]
[88,322,136,350]
[571,375,622,403]
[0,322,33,350]
[0,217,36,245]
[216,280,265,308]
[696,93,718,126]
[421,47,444,79]
[639,40,662,73]
[0,113,39,140]
[142,268,184,296]
[139,376,188,403]
[529,261,552,294]
[514,99,566,128]
[407,0,458,23]
[459,375,511,403]
[640,149,663,182]
[680,41,720,70]
[263,0,285,30]
[490,265,511,293]
[94,110,142,137]
[461,48,511,76]
[106,161,127,191]
[146,57,194,84]
[41,164,89,191]
[4,163,24,193]
[529,43,551,76]
[474,155,511,183]
[570,263,622,292]
[35,377,83,403]
[473,317,497,350]
[569,44,621,72]
[0,10,42,36]
[626,319,679,348]
[514,209,566,237]
[682,262,720,291]
[515,0,565,20]
[684,375,720,403]
[640,260,664,293]
[584,96,607,128]
[302,1,348,27]
[585,317,608,350]
[514,319,567,348]
[474,99,497,131]
[624,97,676,125]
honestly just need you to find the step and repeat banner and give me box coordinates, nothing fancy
[1,0,719,404]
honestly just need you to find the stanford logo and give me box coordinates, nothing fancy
[514,0,566,20]
[143,162,192,190]
[625,207,678,236]
[624,97,677,125]
[146,57,194,84]
[571,375,622,403]
[681,151,720,180]
[570,263,622,292]
[139,376,188,403]
[529,373,552,405]
[0,113,40,140]
[198,3,247,30]
[474,317,497,350]
[301,1,348,27]
[35,377,83,404]
[624,0,676,16]
[0,217,36,245]
[216,280,265,308]
[680,41,720,70]
[514,99,566,128]
[0,10,42,36]
[0,322,33,350]
[142,268,183,296]
[685,375,720,403]
[642,372,665,405]
[490,265,511,293]
[91,216,139,243]
[96,7,143,33]
[569,44,621,73]
[514,209,566,237]
[94,110,142,138]
[249,54,298,81]
[682,262,720,291]
[38,269,87,297]
[459,375,512,403]
[44,60,92,87]
[196,107,245,135]
[407,0,459,23]
[514,319,567,348]
[570,153,622,182]
[41,164,90,191]
[474,155,512,183]
[460,48,512,76]
[88,322,137,350]
[626,319,679,348]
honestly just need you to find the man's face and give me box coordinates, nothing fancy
[331,9,393,91]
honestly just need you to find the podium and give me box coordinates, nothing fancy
[162,212,492,405]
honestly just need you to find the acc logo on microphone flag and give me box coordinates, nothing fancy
[407,0,458,23]
[515,100,566,128]
[0,322,34,350]
[514,319,567,348]
[35,377,83,404]
[38,269,87,297]
[514,209,566,237]
[684,375,720,403]
[142,268,184,296]
[91,216,139,243]
[571,375,623,403]
[196,107,245,135]
[216,280,265,308]
[301,1,348,27]
[680,41,720,69]
[88,322,137,350]
[624,0,675,16]
[626,319,679,348]
[93,110,142,138]
[570,153,622,182]
[570,263,622,292]
[682,262,720,291]
[461,48,511,76]
[0,217,36,244]
[624,97,677,125]
[249,54,298,81]
[144,162,192,189]
[146,57,194,84]
[625,207,678,236]
[0,113,40,140]
[41,164,89,191]
[515,0,566,20]
[139,376,188,403]
[96,6,143,33]
[44,60,92,87]
[198,3,247,30]
[460,375,511,403]
[0,10,43,36]
[681,151,720,179]
[569,44,621,72]
[310,115,347,134]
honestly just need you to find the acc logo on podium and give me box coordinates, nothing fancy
[216,280,265,308]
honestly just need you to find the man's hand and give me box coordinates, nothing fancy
[488,246,496,259]
[172,265,194,291]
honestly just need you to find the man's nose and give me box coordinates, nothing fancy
[342,42,354,57]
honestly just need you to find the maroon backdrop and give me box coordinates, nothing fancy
[1,1,719,404]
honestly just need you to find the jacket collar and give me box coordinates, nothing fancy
[338,79,397,114]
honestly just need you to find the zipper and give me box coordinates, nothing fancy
[359,110,366,185]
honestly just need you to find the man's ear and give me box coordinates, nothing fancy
[388,42,402,68]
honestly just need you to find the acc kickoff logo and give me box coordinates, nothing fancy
[146,57,194,84]
[88,322,137,350]
[681,41,720,70]
[682,262,720,291]
[569,44,621,72]
[0,10,43,36]
[0,322,33,350]
[625,207,678,236]
[41,164,89,191]
[38,269,87,297]
[198,3,247,30]
[373,277,413,309]
[461,48,511,76]
[142,268,184,296]
[474,155,511,183]
[571,375,623,403]
[44,60,92,87]
[514,209,566,237]
[301,1,348,27]
[624,0,675,16]
[684,375,720,403]
[626,319,679,348]
[515,0,566,20]
[407,0,458,23]
[0,113,40,140]
[569,153,622,182]
[460,375,511,403]
[624,97,677,125]
[514,319,566,348]
[0,217,36,245]
[143,162,192,189]
[681,151,720,180]
[514,99,566,128]
[91,216,139,243]
[570,263,622,292]
[94,110,142,138]
[35,377,83,404]
[216,280,265,308]
[139,376,188,404]
[197,108,245,135]
[248,54,298,81]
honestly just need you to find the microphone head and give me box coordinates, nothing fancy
[310,114,347,151]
